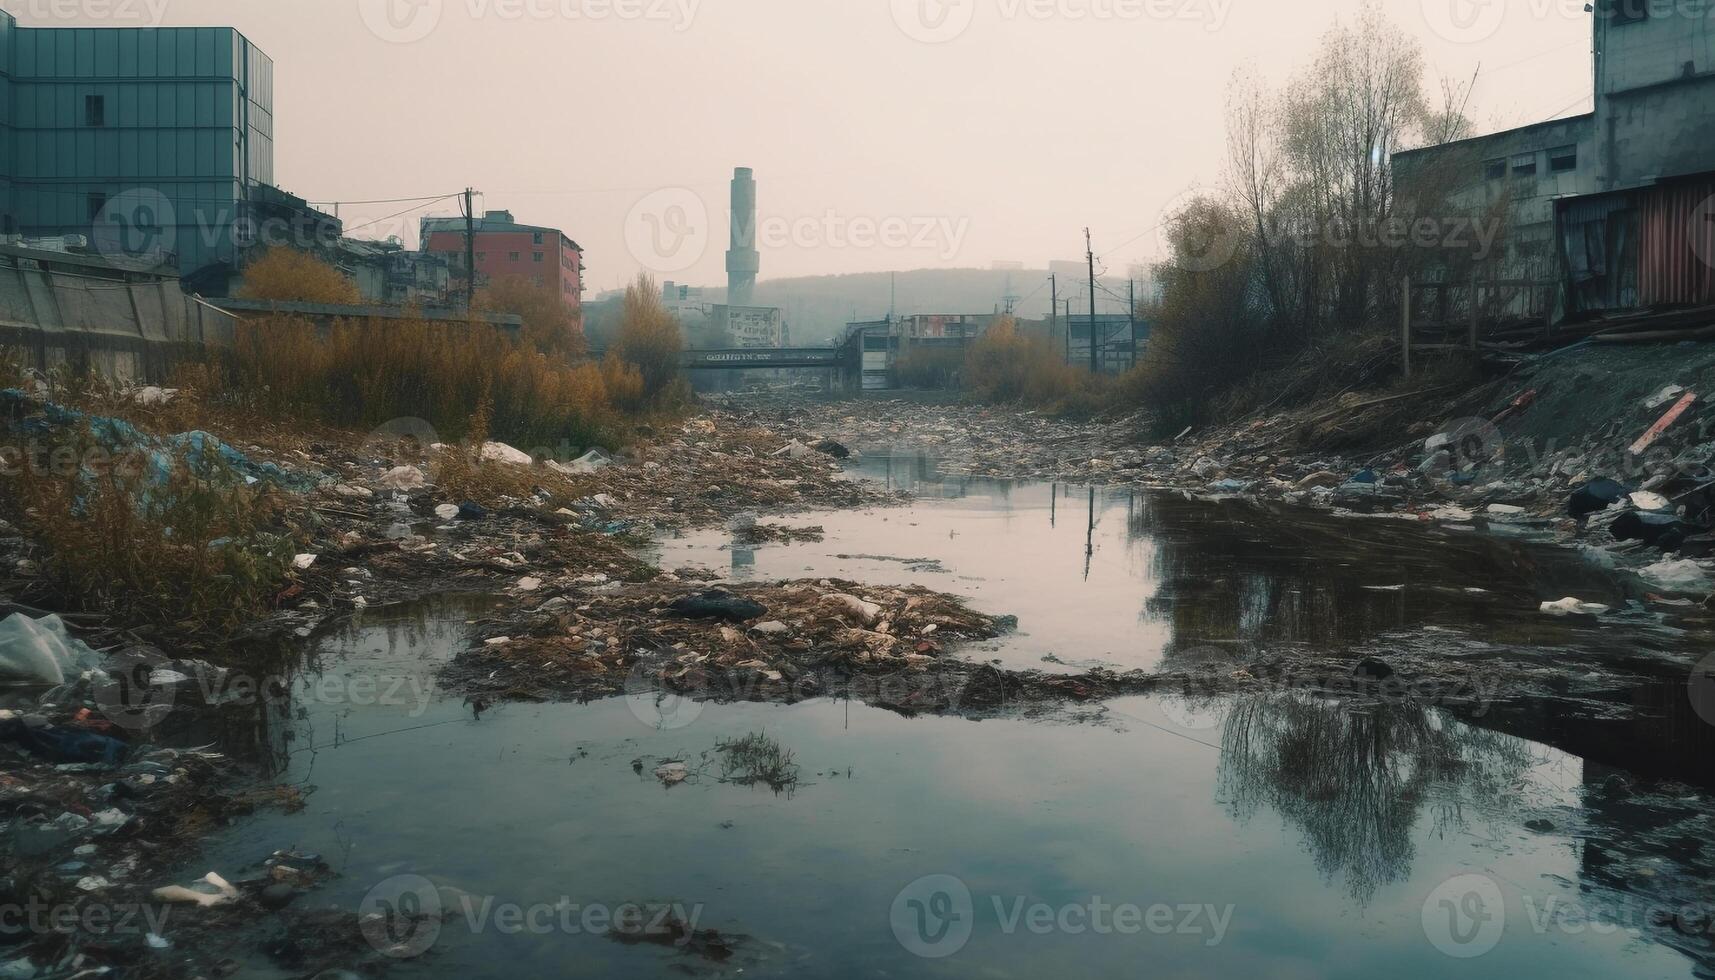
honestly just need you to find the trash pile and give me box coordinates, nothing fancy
[545,416,890,529]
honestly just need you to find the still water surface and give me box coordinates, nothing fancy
[190,459,1711,978]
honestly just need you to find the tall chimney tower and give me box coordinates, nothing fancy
[726,167,759,307]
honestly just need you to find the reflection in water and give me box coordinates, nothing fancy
[1217,693,1533,903]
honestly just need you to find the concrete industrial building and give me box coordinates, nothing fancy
[1395,2,1715,316]
[420,209,585,315]
[0,7,287,283]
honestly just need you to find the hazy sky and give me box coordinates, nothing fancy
[13,0,1595,292]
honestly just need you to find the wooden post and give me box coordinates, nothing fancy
[1401,275,1412,379]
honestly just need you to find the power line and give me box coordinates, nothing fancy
[336,194,460,236]
[306,193,460,207]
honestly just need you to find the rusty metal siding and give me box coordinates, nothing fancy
[1637,179,1715,307]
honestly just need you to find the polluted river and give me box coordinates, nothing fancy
[162,452,1715,979]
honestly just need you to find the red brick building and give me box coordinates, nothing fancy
[421,210,584,314]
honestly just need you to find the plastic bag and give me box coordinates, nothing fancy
[0,614,103,687]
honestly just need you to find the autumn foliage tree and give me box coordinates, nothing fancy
[238,247,362,305]
[611,273,684,406]
[477,274,586,357]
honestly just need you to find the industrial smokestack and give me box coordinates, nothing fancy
[726,167,758,307]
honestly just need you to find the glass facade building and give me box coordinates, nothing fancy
[0,8,275,275]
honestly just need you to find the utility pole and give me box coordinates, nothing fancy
[1128,278,1138,370]
[1085,228,1098,375]
[1050,274,1060,364]
[464,187,478,311]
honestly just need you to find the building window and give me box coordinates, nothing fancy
[1549,145,1578,173]
[532,252,544,263]
[508,251,521,262]
[476,251,487,261]
[1484,159,1506,181]
[1604,0,1649,25]
[87,192,108,222]
[1511,153,1538,178]
[85,95,106,127]
[532,232,544,245]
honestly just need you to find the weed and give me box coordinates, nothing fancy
[714,732,801,796]
[0,425,304,636]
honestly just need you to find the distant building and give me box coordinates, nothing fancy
[0,8,317,288]
[661,279,711,329]
[711,304,783,348]
[421,210,584,315]
[326,238,451,308]
[1065,314,1144,374]
[1395,3,1715,317]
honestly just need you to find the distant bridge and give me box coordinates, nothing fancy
[679,347,848,371]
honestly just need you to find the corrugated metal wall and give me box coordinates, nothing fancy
[1637,179,1715,308]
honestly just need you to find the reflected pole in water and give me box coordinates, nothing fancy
[1051,484,1058,528]
[1084,488,1097,580]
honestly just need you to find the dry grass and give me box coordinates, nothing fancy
[0,430,304,635]
[212,315,619,451]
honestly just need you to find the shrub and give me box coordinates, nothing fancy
[239,248,363,305]
[219,315,616,450]
[0,433,303,634]
[613,273,684,405]
[964,317,1081,406]
[477,275,586,357]
[894,348,963,390]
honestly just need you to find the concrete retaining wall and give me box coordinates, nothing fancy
[0,253,235,382]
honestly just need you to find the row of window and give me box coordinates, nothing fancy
[1485,145,1578,181]
[472,249,577,268]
